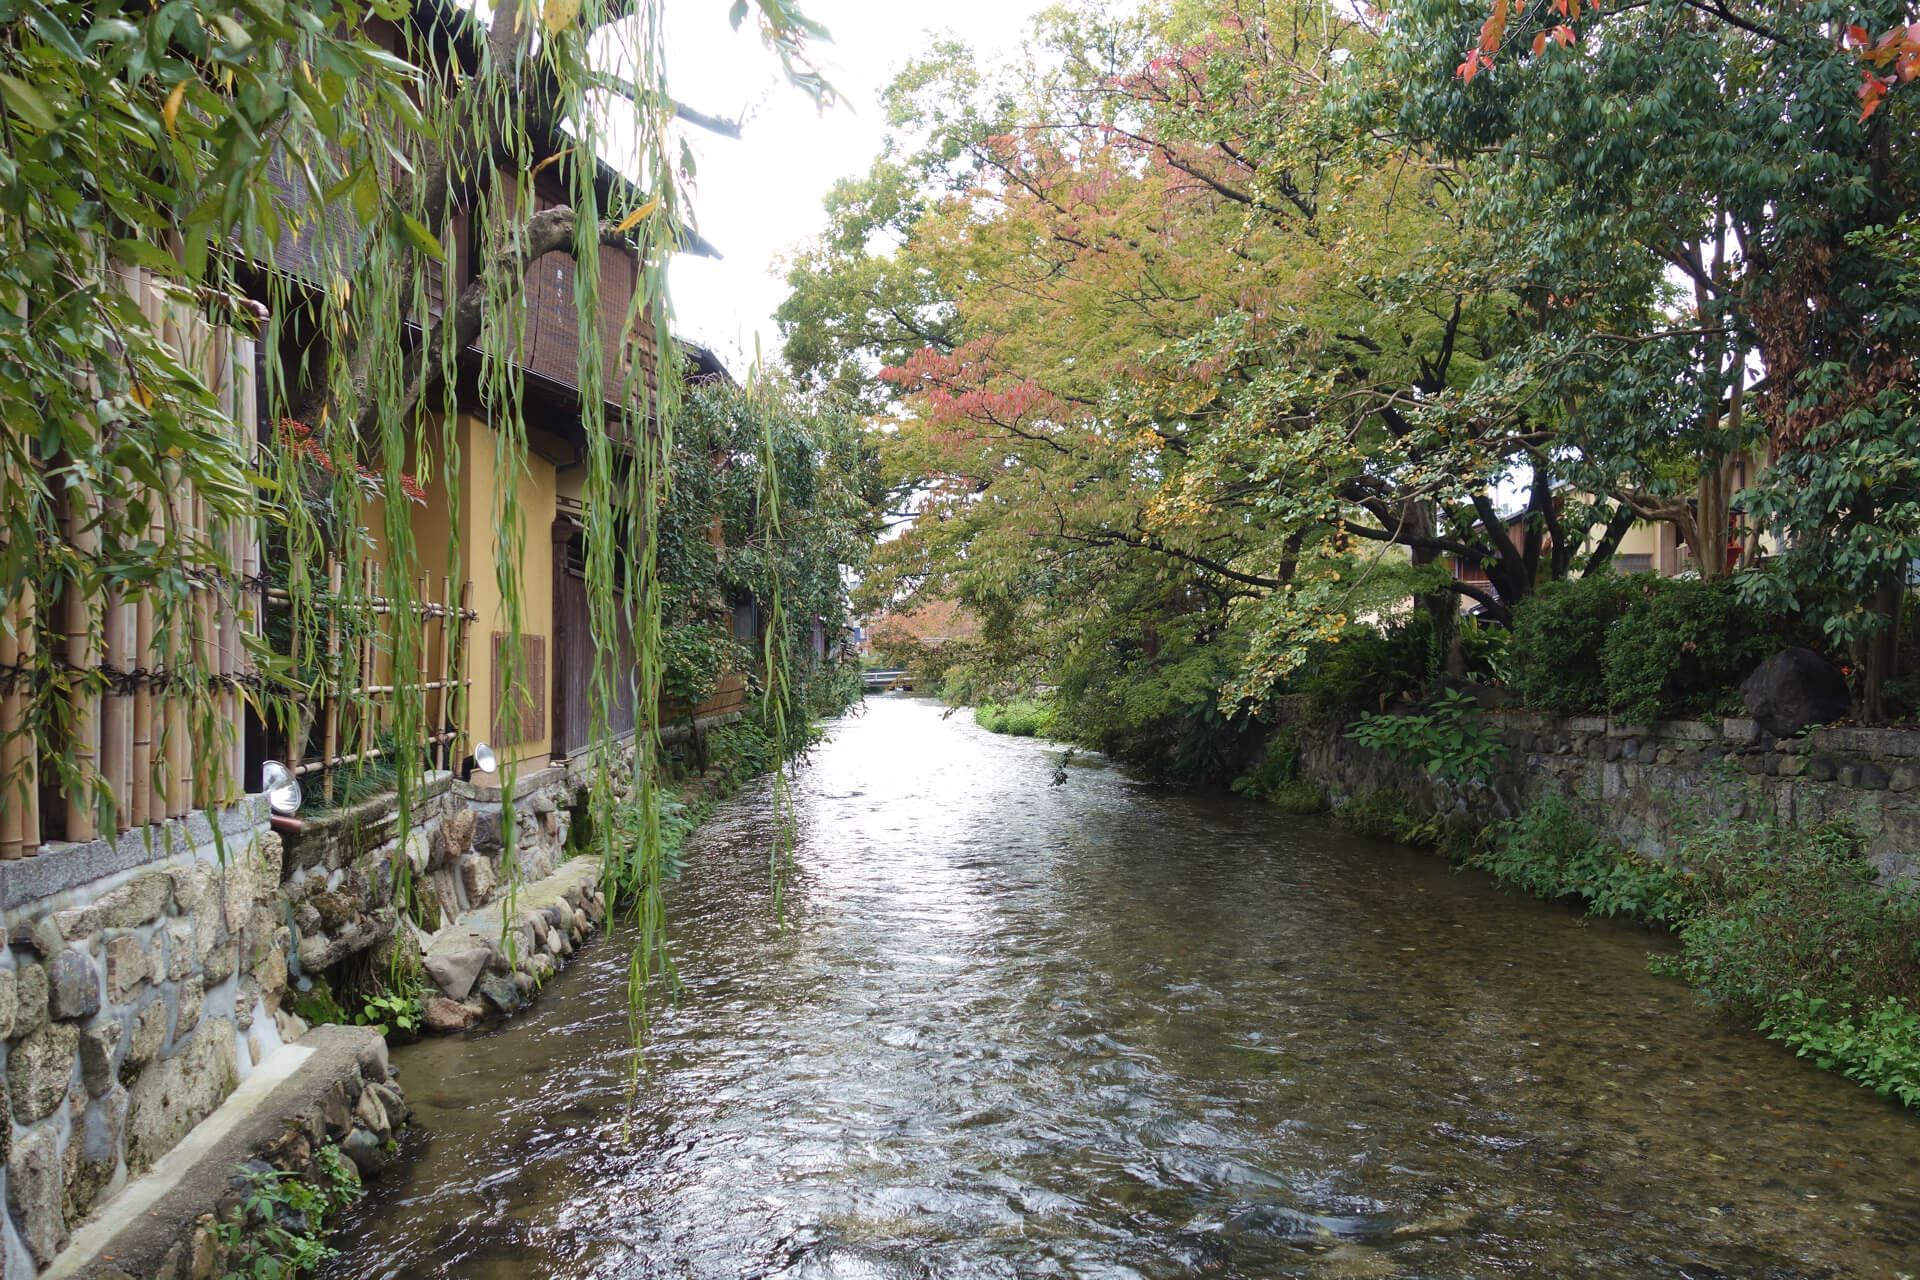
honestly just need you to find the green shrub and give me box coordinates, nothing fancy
[1346,688,1509,786]
[1231,730,1325,812]
[1601,576,1775,722]
[1294,614,1445,724]
[1507,573,1637,715]
[973,699,1052,737]
[1473,797,1695,925]
[1331,789,1439,845]
[1477,798,1920,1107]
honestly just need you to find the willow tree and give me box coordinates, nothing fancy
[1,0,823,1000]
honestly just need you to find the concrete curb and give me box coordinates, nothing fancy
[44,1025,387,1280]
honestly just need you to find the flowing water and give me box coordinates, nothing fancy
[326,697,1920,1279]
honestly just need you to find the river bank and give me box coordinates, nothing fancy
[323,696,1920,1279]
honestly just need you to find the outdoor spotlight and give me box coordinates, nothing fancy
[261,760,303,816]
[461,741,499,780]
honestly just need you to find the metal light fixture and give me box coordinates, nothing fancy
[261,760,303,816]
[461,741,498,780]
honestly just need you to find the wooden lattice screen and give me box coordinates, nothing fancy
[491,631,547,748]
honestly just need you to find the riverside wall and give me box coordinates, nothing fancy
[0,740,639,1276]
[1283,695,1920,884]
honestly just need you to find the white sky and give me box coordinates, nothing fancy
[662,1,1046,379]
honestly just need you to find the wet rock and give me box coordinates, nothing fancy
[527,953,555,983]
[52,905,100,941]
[357,1037,391,1086]
[274,1009,311,1043]
[14,959,49,1038]
[8,1022,79,1122]
[366,1079,410,1127]
[1807,755,1841,783]
[96,871,174,929]
[424,945,490,1002]
[104,934,153,1003]
[162,920,196,981]
[1742,647,1850,739]
[47,949,100,1022]
[475,972,520,1014]
[354,1085,390,1140]
[459,855,496,905]
[0,966,15,1040]
[442,808,477,863]
[203,937,238,987]
[79,1019,123,1097]
[319,1081,352,1138]
[512,970,537,998]
[8,1122,67,1265]
[1857,762,1891,790]
[403,830,431,876]
[340,1127,389,1176]
[422,995,479,1033]
[66,1084,129,1222]
[175,975,204,1038]
[126,996,168,1067]
[472,807,505,854]
[125,1017,237,1173]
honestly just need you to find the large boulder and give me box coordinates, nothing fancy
[1742,647,1851,739]
[423,945,490,1003]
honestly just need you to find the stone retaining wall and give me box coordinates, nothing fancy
[1,743,636,1277]
[1285,696,1920,883]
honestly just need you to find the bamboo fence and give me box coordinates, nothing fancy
[0,264,260,857]
[271,561,475,804]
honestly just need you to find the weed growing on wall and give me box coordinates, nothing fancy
[214,1146,363,1279]
[1346,689,1509,787]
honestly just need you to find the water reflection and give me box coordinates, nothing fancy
[326,697,1920,1279]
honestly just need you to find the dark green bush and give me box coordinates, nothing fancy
[1601,576,1776,722]
[1294,613,1445,724]
[1231,730,1326,813]
[1507,573,1637,715]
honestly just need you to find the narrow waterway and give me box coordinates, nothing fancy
[327,697,1920,1279]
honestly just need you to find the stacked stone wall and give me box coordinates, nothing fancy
[1287,696,1920,883]
[1,813,293,1273]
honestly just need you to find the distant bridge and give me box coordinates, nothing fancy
[862,669,916,692]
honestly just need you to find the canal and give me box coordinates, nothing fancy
[326,696,1920,1279]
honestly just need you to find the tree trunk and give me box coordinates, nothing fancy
[1855,577,1904,724]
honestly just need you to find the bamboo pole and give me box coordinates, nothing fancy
[0,594,22,861]
[450,579,473,770]
[64,480,101,841]
[133,580,154,827]
[360,559,376,765]
[323,557,341,804]
[435,573,453,771]
[233,331,260,802]
[101,569,133,833]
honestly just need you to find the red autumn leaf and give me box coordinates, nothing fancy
[1457,47,1491,82]
[1858,68,1890,121]
[1533,30,1548,56]
[1847,24,1870,46]
[1553,23,1577,45]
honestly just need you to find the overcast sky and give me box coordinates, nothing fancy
[661,1,1045,379]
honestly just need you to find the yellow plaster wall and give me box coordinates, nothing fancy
[359,414,557,776]
[460,414,558,771]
